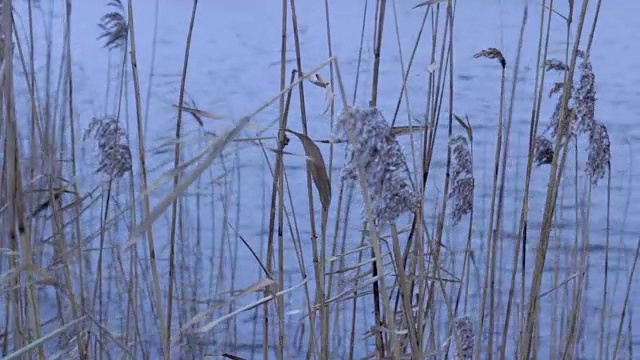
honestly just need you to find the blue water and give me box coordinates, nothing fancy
[4,0,639,358]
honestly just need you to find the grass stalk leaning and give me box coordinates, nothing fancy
[125,0,170,357]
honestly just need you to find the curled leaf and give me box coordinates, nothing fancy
[285,129,332,211]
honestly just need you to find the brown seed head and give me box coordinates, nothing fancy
[586,120,610,185]
[473,47,506,69]
[84,116,132,179]
[448,135,474,226]
[337,106,420,227]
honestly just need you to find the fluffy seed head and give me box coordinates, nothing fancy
[585,120,610,185]
[574,56,596,134]
[534,136,554,166]
[544,58,568,72]
[84,116,132,179]
[547,94,577,139]
[473,47,506,68]
[453,316,474,359]
[448,135,474,226]
[337,106,420,227]
[548,82,566,98]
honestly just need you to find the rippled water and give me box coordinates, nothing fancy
[10,0,640,358]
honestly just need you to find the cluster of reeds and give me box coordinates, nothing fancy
[538,50,610,185]
[1,0,637,360]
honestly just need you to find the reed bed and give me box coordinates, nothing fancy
[0,0,637,359]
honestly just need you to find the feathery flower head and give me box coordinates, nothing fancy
[586,120,610,185]
[473,48,506,68]
[448,135,474,226]
[453,316,474,359]
[84,116,132,179]
[534,135,554,166]
[337,106,420,227]
[574,56,596,134]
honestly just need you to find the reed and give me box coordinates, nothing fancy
[0,0,635,359]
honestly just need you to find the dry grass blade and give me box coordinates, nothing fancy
[234,278,277,298]
[0,248,20,256]
[125,117,250,248]
[172,104,224,124]
[190,279,308,335]
[454,114,473,142]
[309,73,330,88]
[1,264,53,287]
[176,278,276,338]
[176,303,227,336]
[1,316,87,360]
[325,275,381,304]
[391,125,426,137]
[325,257,376,275]
[612,239,640,358]
[228,223,272,277]
[328,244,373,262]
[222,354,247,360]
[285,129,332,211]
[539,271,584,298]
[308,73,334,114]
[315,126,425,144]
[413,0,448,10]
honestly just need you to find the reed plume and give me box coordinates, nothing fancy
[453,316,474,359]
[337,105,420,227]
[586,120,610,185]
[473,48,506,69]
[575,53,596,134]
[98,0,128,50]
[448,135,474,226]
[83,116,133,179]
[534,135,554,166]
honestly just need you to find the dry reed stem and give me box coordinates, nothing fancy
[522,1,592,357]
[2,1,625,359]
[125,0,169,356]
[473,44,507,360]
[166,0,199,350]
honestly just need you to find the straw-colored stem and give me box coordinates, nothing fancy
[126,0,170,357]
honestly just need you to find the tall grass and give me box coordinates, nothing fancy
[0,0,637,359]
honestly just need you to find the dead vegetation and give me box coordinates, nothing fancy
[1,0,636,359]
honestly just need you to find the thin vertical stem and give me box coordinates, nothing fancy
[168,0,199,345]
[126,0,170,357]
